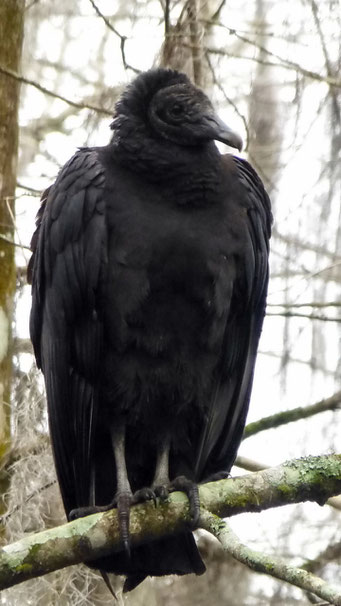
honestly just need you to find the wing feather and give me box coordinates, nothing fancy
[29,149,106,513]
[195,156,272,479]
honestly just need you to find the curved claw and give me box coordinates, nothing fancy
[115,487,160,555]
[169,476,200,527]
[132,487,157,506]
[153,484,169,501]
[115,492,133,556]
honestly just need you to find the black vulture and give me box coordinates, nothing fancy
[28,68,272,592]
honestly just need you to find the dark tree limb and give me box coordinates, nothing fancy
[1,455,341,592]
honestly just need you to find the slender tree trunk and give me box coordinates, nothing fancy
[0,0,25,526]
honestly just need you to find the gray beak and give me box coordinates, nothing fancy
[203,113,243,151]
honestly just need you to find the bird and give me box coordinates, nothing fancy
[28,67,272,593]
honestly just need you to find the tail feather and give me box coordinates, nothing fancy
[88,532,205,592]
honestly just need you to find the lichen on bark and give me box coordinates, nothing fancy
[0,0,25,527]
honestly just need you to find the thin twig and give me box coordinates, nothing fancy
[309,0,340,124]
[205,24,341,88]
[16,181,41,195]
[205,52,249,149]
[266,311,341,323]
[0,64,112,115]
[268,302,341,309]
[0,235,31,251]
[88,0,140,73]
[234,455,267,472]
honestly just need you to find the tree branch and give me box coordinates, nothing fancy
[88,0,140,74]
[200,512,341,606]
[268,302,341,309]
[243,391,341,439]
[202,24,341,88]
[1,455,341,591]
[234,456,341,512]
[0,64,112,115]
[266,310,341,323]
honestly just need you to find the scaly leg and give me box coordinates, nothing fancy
[152,437,170,494]
[110,424,155,552]
[152,437,200,526]
[110,423,133,554]
[70,423,133,554]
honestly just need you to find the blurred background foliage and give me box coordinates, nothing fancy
[0,0,341,603]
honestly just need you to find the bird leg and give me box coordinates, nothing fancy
[69,423,133,554]
[110,422,134,554]
[151,437,171,500]
[110,424,156,552]
[152,438,200,526]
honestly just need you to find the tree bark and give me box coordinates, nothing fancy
[0,0,25,524]
[0,454,340,592]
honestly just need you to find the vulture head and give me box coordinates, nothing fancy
[111,68,243,151]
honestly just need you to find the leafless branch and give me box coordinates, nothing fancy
[244,391,341,439]
[0,234,31,251]
[205,52,250,149]
[16,181,41,195]
[268,302,341,309]
[309,0,340,124]
[200,513,341,606]
[88,0,140,73]
[234,455,267,472]
[266,310,341,323]
[204,24,341,88]
[0,64,112,115]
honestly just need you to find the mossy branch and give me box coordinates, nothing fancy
[0,454,341,593]
[243,391,341,439]
[200,512,341,606]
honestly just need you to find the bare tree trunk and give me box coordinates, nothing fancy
[0,0,25,525]
[160,0,220,87]
[248,0,281,195]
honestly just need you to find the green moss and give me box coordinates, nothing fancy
[27,543,41,559]
[276,483,292,496]
[15,563,32,574]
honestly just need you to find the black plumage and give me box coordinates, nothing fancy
[28,68,272,592]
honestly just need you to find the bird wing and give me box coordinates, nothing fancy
[28,149,107,513]
[195,156,272,480]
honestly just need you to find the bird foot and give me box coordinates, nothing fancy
[132,486,157,505]
[169,476,200,527]
[152,484,169,501]
[113,487,161,555]
[113,491,134,555]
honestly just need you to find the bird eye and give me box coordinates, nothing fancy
[170,103,184,117]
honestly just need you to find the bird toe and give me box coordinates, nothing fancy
[169,476,200,527]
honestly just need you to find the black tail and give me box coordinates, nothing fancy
[89,532,205,593]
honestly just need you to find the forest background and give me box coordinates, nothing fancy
[0,0,341,604]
